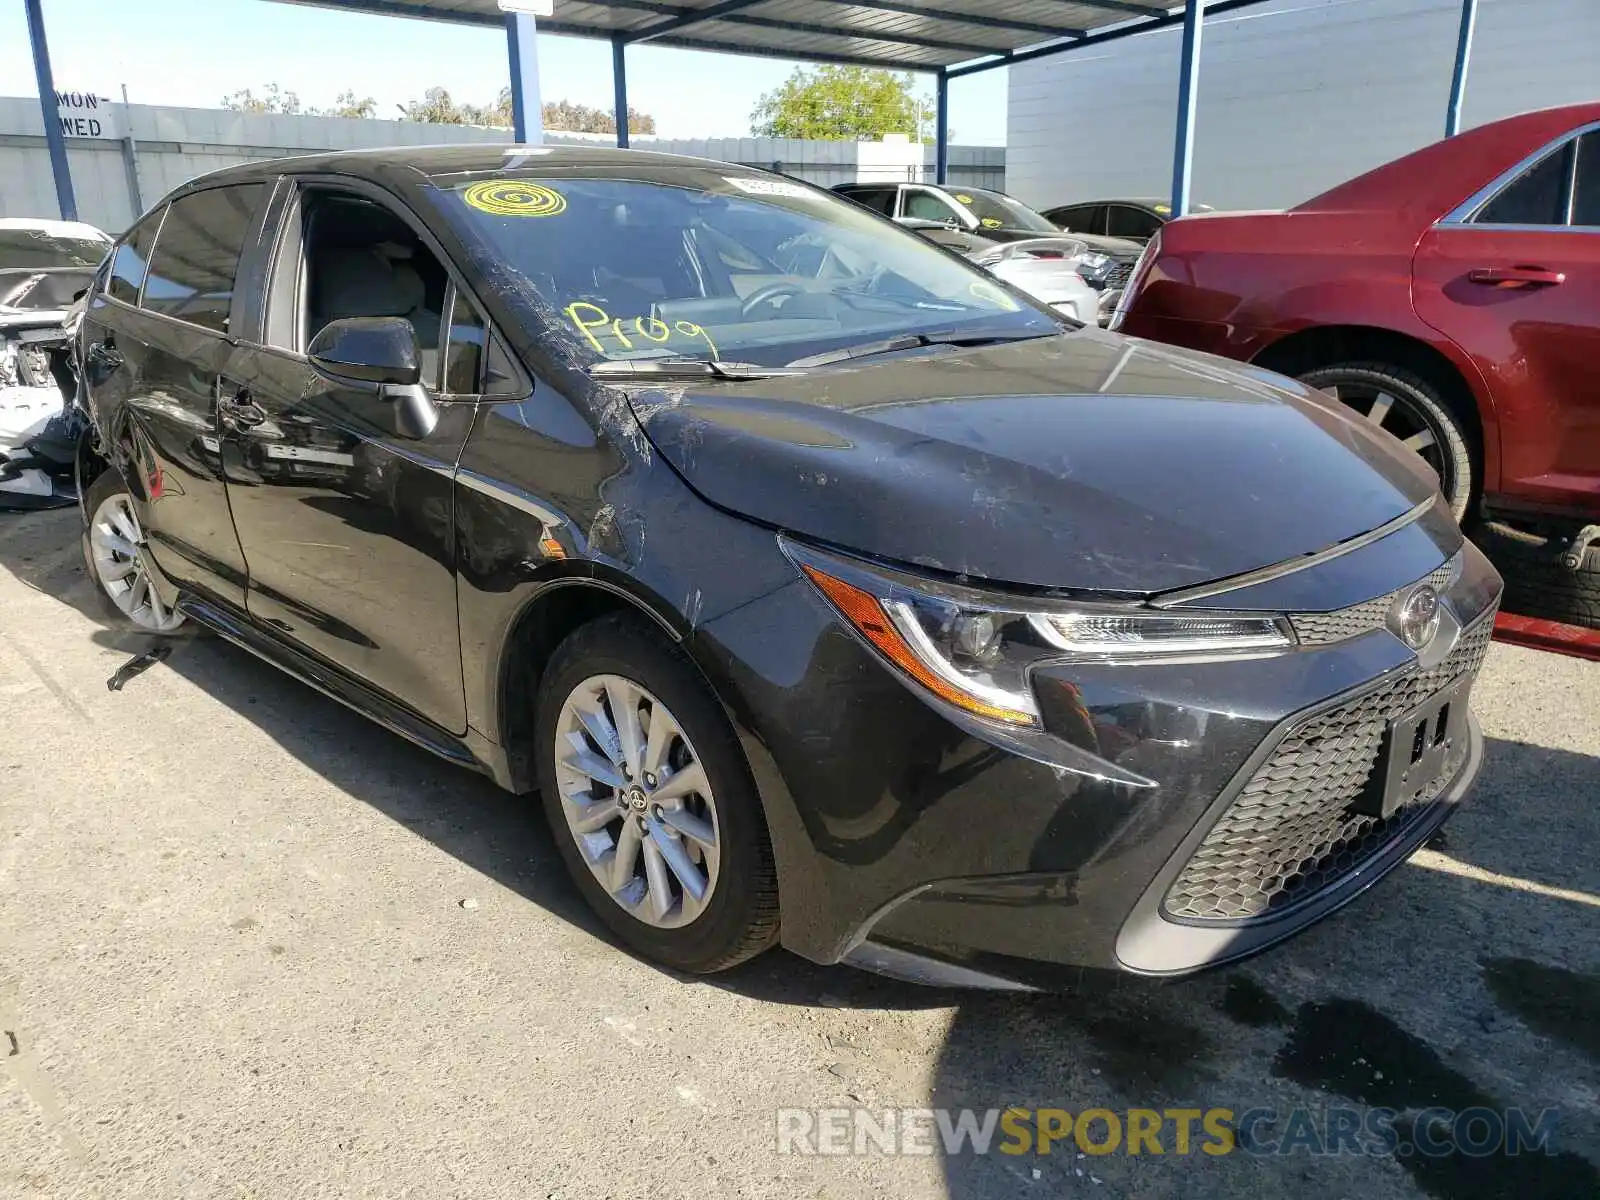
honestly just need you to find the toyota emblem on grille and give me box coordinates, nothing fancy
[1396,585,1441,650]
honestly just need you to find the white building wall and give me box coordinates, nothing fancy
[1005,0,1600,212]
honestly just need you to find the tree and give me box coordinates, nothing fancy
[750,66,928,140]
[315,90,378,120]
[221,83,303,116]
[542,98,656,135]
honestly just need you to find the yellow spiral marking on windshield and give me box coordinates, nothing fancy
[463,180,567,218]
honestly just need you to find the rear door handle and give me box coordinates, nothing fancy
[86,341,123,370]
[1467,266,1566,288]
[217,386,266,430]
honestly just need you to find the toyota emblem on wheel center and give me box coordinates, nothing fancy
[1396,584,1442,650]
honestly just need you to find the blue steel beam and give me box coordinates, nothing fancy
[627,0,769,45]
[612,34,630,148]
[506,11,544,143]
[934,68,949,184]
[1170,0,1204,216]
[24,0,76,221]
[1445,0,1478,137]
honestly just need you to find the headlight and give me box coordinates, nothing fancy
[1071,251,1113,284]
[783,539,1294,729]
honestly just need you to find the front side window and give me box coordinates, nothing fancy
[839,187,895,216]
[1107,205,1163,241]
[427,170,1058,368]
[108,208,164,305]
[1475,142,1573,226]
[904,189,962,223]
[444,287,486,394]
[0,227,109,271]
[944,188,1058,233]
[142,184,266,332]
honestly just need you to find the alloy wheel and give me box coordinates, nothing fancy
[553,674,721,929]
[1324,380,1456,500]
[87,492,185,633]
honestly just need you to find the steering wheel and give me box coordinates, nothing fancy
[740,281,807,318]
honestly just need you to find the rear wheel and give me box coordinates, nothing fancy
[533,613,778,973]
[80,470,186,634]
[1299,363,1475,523]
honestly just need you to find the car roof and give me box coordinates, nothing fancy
[167,144,789,198]
[1296,101,1600,221]
[0,217,110,241]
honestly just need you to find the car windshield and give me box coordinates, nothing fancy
[426,170,1059,366]
[0,229,108,270]
[944,188,1058,233]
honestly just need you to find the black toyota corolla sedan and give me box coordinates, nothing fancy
[75,146,1502,990]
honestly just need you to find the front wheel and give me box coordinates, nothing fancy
[533,613,779,973]
[80,470,186,634]
[1299,363,1475,523]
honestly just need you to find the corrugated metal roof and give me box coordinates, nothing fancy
[267,0,1211,72]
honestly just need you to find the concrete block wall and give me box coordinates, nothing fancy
[0,99,1006,234]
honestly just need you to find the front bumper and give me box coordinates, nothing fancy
[691,506,1502,990]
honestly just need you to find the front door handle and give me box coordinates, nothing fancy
[1467,266,1566,288]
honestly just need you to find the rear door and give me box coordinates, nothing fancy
[1413,125,1600,515]
[80,183,269,608]
[218,179,481,733]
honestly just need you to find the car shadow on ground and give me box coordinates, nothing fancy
[3,508,1597,1199]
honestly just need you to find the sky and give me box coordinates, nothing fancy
[0,0,1009,143]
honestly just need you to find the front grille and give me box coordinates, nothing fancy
[1290,556,1459,646]
[1106,260,1135,290]
[1162,609,1495,923]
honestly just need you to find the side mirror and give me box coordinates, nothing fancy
[308,316,421,385]
[307,316,439,439]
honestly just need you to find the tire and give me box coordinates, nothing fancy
[1474,520,1600,630]
[533,612,779,973]
[79,469,187,635]
[1298,363,1476,524]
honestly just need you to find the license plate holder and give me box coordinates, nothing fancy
[1355,673,1472,819]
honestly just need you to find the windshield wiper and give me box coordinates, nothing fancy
[785,330,1050,369]
[589,358,803,381]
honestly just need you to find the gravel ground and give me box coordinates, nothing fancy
[0,507,1595,1200]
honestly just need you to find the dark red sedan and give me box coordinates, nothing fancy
[1116,103,1600,599]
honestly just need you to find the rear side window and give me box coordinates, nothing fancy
[841,187,896,216]
[1048,205,1102,234]
[1475,143,1573,226]
[1572,131,1600,227]
[1107,205,1163,240]
[141,184,266,332]
[108,208,164,305]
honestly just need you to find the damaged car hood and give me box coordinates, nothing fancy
[624,328,1441,594]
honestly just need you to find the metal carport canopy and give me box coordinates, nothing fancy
[275,0,1223,73]
[263,0,1284,192]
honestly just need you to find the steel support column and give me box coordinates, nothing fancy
[934,70,949,184]
[1170,0,1204,217]
[24,0,76,221]
[1445,0,1479,137]
[506,11,544,144]
[612,35,629,148]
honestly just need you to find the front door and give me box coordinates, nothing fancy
[219,185,480,732]
[1413,127,1600,516]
